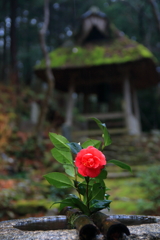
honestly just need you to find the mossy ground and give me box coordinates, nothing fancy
[106,177,145,214]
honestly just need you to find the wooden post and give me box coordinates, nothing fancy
[30,101,40,125]
[123,78,141,135]
[132,89,141,134]
[65,84,75,126]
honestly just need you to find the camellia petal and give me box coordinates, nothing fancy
[78,166,88,177]
[75,146,107,178]
[85,167,101,178]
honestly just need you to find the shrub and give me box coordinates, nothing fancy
[137,165,160,214]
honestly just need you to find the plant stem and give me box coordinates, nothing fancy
[74,166,82,201]
[85,177,90,214]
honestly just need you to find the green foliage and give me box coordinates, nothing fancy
[82,139,101,149]
[49,133,70,151]
[137,165,160,214]
[91,117,112,147]
[51,148,73,165]
[59,194,90,215]
[43,172,75,189]
[89,199,111,213]
[96,169,108,180]
[67,142,82,154]
[45,118,131,216]
[63,164,75,178]
[90,183,106,201]
[108,159,132,172]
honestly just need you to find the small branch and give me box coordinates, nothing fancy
[85,177,90,214]
[35,0,55,139]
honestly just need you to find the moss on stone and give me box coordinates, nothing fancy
[35,36,155,70]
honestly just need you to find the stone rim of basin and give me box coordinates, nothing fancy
[0,215,160,240]
[12,214,159,231]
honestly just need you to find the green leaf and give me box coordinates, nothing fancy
[77,183,87,196]
[89,199,112,213]
[51,148,73,165]
[103,127,112,147]
[91,117,104,131]
[67,142,82,154]
[80,181,93,204]
[59,194,89,215]
[105,193,110,200]
[90,183,105,201]
[43,172,75,189]
[95,169,107,180]
[49,133,70,151]
[63,164,75,177]
[77,173,85,179]
[82,139,101,149]
[108,159,132,172]
[91,118,112,147]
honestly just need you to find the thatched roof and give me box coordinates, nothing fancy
[35,37,155,69]
[34,7,160,93]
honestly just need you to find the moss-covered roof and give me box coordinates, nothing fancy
[35,36,155,70]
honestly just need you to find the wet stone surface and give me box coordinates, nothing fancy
[0,215,160,240]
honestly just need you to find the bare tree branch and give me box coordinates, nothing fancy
[35,0,55,138]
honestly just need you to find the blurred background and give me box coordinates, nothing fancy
[0,0,160,221]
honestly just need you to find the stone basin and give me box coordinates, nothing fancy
[0,215,160,240]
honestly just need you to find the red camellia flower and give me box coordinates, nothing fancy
[75,146,106,178]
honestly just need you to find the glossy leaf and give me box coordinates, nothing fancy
[96,169,107,180]
[108,159,132,172]
[82,139,101,149]
[51,148,73,165]
[63,164,75,177]
[59,194,90,215]
[77,182,86,196]
[103,126,112,147]
[43,172,75,189]
[89,199,112,213]
[49,133,70,151]
[90,183,105,201]
[91,118,112,146]
[91,117,104,131]
[67,142,82,154]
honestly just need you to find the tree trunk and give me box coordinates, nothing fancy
[10,0,18,85]
[1,0,7,82]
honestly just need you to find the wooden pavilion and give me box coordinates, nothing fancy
[35,7,160,137]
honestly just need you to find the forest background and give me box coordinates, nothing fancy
[1,0,160,130]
